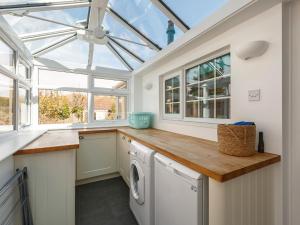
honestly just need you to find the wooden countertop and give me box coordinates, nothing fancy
[15,130,80,155]
[117,128,280,182]
[16,127,281,182]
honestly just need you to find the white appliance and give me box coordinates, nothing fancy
[154,153,208,225]
[129,141,155,225]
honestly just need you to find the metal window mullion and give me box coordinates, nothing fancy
[108,37,145,63]
[106,42,133,71]
[33,34,77,57]
[106,7,161,51]
[214,59,217,119]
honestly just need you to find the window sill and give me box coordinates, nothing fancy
[35,121,129,131]
[160,117,232,128]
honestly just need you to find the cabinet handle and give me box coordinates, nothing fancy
[79,136,84,140]
[122,136,126,140]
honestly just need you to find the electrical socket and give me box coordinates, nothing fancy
[248,89,260,101]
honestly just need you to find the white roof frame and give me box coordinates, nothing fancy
[0,1,90,14]
[33,34,77,57]
[20,27,78,42]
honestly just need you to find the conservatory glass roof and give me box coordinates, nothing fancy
[0,0,228,71]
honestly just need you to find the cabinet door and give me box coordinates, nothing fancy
[77,132,117,180]
[117,133,130,186]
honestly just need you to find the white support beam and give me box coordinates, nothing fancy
[88,0,109,30]
[20,28,78,42]
[0,1,90,14]
[87,43,94,69]
[150,0,190,32]
[10,12,88,31]
[106,7,161,51]
[106,42,133,71]
[33,34,77,57]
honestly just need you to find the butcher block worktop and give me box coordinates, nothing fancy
[16,127,281,182]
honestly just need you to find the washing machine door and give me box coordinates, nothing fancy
[130,160,145,205]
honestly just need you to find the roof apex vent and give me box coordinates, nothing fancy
[166,20,175,45]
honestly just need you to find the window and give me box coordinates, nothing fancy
[93,95,127,121]
[18,60,30,79]
[163,72,181,119]
[185,53,231,120]
[39,69,88,89]
[0,73,14,132]
[39,90,88,124]
[19,86,31,127]
[94,78,128,90]
[37,69,130,124]
[0,38,15,72]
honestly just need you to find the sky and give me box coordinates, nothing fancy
[2,0,228,71]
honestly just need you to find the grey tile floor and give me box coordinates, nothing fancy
[76,177,138,225]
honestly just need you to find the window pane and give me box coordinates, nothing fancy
[0,38,15,72]
[19,87,30,126]
[162,0,228,27]
[92,44,127,71]
[164,75,180,115]
[39,69,88,89]
[110,0,183,47]
[117,96,127,120]
[94,78,127,89]
[0,73,14,132]
[200,60,215,81]
[186,101,199,118]
[186,66,199,85]
[216,54,231,77]
[41,39,89,69]
[18,61,30,79]
[103,13,156,60]
[3,7,88,35]
[216,98,230,119]
[94,95,127,121]
[216,76,230,97]
[185,53,231,120]
[186,84,198,101]
[200,100,214,118]
[39,90,87,124]
[200,79,214,99]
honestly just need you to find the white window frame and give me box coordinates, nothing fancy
[36,68,131,126]
[0,35,32,135]
[162,71,183,120]
[183,50,231,123]
[18,84,31,128]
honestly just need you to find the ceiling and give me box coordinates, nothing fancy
[0,0,228,71]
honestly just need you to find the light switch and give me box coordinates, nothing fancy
[248,89,260,101]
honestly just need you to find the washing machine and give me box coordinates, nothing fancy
[129,140,155,225]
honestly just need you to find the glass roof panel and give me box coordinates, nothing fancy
[40,39,89,69]
[162,0,228,27]
[109,0,183,48]
[25,34,73,52]
[3,7,88,35]
[109,41,142,70]
[0,0,88,7]
[92,44,128,71]
[103,13,156,61]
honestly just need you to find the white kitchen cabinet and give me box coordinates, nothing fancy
[77,132,117,180]
[14,149,76,225]
[117,133,131,186]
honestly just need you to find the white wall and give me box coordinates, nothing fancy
[135,3,283,225]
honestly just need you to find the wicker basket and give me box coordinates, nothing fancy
[217,124,256,157]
